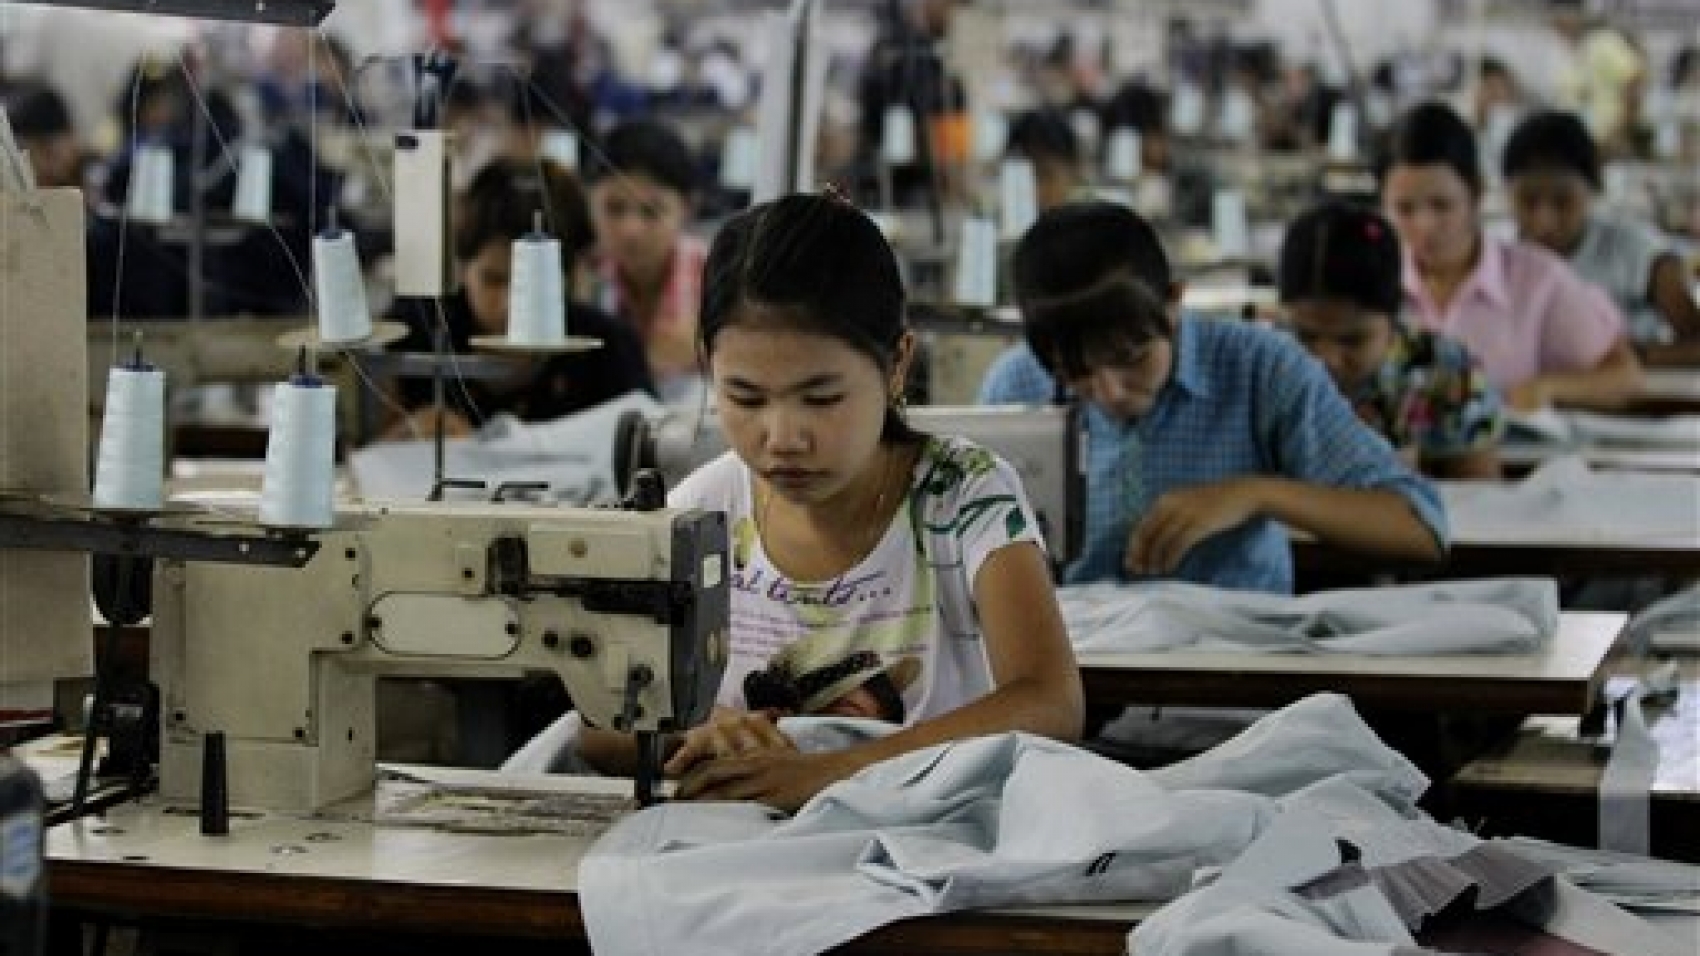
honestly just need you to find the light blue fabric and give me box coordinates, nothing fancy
[1062,578,1559,656]
[978,317,1448,592]
[577,694,1430,956]
[580,734,1273,956]
[1146,693,1428,814]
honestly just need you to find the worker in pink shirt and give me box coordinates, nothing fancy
[1376,101,1642,412]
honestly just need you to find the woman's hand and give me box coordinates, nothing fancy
[1506,377,1554,413]
[662,710,863,813]
[664,710,795,777]
[379,404,473,442]
[674,747,858,814]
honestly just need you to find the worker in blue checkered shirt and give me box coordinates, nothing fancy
[979,202,1448,592]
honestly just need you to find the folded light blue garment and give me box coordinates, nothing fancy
[1062,578,1559,656]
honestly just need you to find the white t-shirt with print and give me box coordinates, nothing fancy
[667,435,1045,725]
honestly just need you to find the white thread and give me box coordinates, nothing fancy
[92,365,166,511]
[1211,189,1250,260]
[953,216,997,309]
[233,145,274,222]
[312,228,371,344]
[1216,87,1256,144]
[1070,108,1101,152]
[719,125,758,191]
[881,105,917,165]
[1327,103,1359,163]
[507,232,567,346]
[998,158,1038,241]
[127,145,175,224]
[1171,83,1206,137]
[1105,127,1142,181]
[971,110,1007,164]
[259,377,338,529]
[541,128,580,171]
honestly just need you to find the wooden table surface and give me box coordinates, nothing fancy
[47,770,1150,955]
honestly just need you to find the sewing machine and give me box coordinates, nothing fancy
[613,404,1086,567]
[150,500,729,813]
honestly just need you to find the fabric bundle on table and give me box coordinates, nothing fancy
[578,694,1689,956]
[1060,578,1559,656]
[1441,457,1700,544]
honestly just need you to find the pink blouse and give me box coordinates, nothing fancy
[1402,236,1625,391]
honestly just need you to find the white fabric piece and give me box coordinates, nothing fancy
[1130,879,1424,956]
[1147,694,1429,814]
[1599,687,1659,856]
[1062,579,1559,656]
[348,391,662,503]
[1498,837,1700,915]
[1440,458,1700,544]
[1505,876,1696,956]
[501,710,592,775]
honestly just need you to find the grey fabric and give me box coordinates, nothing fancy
[1128,879,1428,956]
[1131,778,1559,956]
[1062,579,1559,656]
[1148,694,1429,814]
[1496,836,1700,915]
[1599,687,1658,857]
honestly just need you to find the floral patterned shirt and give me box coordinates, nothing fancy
[1349,324,1505,459]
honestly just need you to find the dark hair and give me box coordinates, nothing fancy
[1102,80,1166,135]
[1502,110,1601,191]
[1479,56,1516,83]
[1278,201,1404,317]
[700,193,916,442]
[1673,46,1699,89]
[1006,109,1079,165]
[112,59,190,141]
[456,157,595,273]
[588,118,698,198]
[1376,100,1481,195]
[4,80,72,139]
[1011,202,1174,379]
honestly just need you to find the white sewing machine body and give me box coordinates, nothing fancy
[151,501,728,814]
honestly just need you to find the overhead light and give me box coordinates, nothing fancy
[8,0,335,27]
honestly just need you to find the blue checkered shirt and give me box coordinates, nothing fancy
[978,317,1448,592]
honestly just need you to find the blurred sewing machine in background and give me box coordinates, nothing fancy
[151,499,729,811]
[613,404,1086,569]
